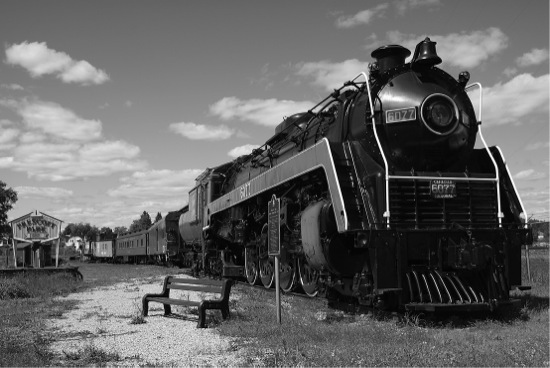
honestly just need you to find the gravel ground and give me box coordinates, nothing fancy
[46,275,246,366]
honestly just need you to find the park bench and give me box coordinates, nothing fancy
[142,276,233,328]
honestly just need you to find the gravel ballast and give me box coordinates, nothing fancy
[46,275,245,366]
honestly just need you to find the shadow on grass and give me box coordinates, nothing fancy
[517,293,549,311]
[390,294,550,328]
[324,293,550,329]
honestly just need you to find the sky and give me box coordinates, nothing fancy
[1,0,548,229]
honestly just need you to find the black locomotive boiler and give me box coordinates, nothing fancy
[178,38,532,312]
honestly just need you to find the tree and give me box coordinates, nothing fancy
[113,226,128,235]
[154,212,163,223]
[62,222,99,242]
[129,211,152,232]
[0,181,18,239]
[99,226,114,240]
[529,218,549,243]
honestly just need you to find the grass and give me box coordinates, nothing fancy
[217,249,550,367]
[0,251,548,367]
[129,294,147,325]
[62,344,122,366]
[0,261,171,367]
[217,287,549,366]
[0,273,81,367]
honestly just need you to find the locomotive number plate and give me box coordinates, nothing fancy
[430,179,457,199]
[386,107,416,124]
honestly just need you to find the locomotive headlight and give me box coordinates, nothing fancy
[421,93,459,135]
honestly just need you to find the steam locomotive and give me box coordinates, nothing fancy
[97,38,532,312]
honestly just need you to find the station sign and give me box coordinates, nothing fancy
[9,211,63,243]
[268,195,281,256]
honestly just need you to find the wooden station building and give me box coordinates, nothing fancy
[1,211,63,268]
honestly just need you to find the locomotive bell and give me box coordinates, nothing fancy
[371,45,411,74]
[411,37,442,68]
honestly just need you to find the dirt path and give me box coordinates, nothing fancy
[46,275,245,366]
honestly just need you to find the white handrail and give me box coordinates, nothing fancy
[495,146,529,228]
[360,69,391,228]
[466,82,503,227]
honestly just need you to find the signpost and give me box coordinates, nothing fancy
[268,194,281,324]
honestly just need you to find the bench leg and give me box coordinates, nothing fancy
[198,306,206,328]
[142,298,149,317]
[221,305,230,320]
[163,303,172,315]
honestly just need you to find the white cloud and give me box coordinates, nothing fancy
[108,169,203,199]
[228,144,261,158]
[209,97,313,127]
[0,156,14,168]
[525,142,550,151]
[0,125,20,150]
[15,186,73,198]
[169,122,235,140]
[519,189,550,199]
[516,48,549,67]
[17,100,102,141]
[335,4,388,28]
[0,98,147,181]
[385,28,508,69]
[514,169,535,179]
[0,124,19,150]
[18,131,47,143]
[5,41,109,85]
[295,59,370,91]
[4,140,147,181]
[514,169,547,181]
[80,141,140,161]
[54,195,191,228]
[482,73,549,126]
[503,67,518,77]
[60,60,109,85]
[394,0,441,15]
[5,41,71,76]
[295,28,507,91]
[1,83,24,90]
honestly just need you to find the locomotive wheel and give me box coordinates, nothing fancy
[279,258,296,292]
[298,257,320,297]
[245,248,259,285]
[260,258,274,288]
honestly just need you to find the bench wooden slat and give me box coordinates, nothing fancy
[168,277,227,286]
[167,284,223,293]
[146,297,201,307]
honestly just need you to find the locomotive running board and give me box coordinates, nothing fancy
[207,138,349,232]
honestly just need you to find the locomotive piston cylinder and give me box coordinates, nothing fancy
[301,200,369,276]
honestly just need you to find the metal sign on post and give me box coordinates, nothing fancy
[268,194,281,324]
